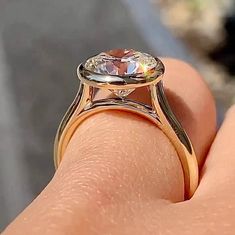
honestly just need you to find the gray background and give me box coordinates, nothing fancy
[0,0,197,230]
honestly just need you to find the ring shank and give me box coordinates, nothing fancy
[54,82,198,199]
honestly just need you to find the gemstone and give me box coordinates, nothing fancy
[109,88,135,98]
[81,49,164,98]
[84,49,158,76]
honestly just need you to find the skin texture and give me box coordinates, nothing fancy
[3,58,235,235]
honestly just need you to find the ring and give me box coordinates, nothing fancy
[54,49,198,199]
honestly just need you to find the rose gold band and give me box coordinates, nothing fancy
[54,81,198,199]
[54,51,198,199]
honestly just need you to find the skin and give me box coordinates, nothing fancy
[2,58,235,235]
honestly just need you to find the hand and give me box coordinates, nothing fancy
[3,59,235,235]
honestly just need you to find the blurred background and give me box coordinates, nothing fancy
[0,0,234,230]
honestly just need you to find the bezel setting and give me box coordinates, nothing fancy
[77,49,165,90]
[54,48,199,199]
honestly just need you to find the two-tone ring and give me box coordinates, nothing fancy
[54,49,198,199]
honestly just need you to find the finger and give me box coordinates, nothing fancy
[3,58,216,235]
[195,105,235,198]
[163,58,216,166]
[146,106,235,235]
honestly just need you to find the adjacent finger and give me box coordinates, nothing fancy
[195,105,235,198]
[149,106,235,235]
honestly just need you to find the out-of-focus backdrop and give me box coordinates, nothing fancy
[0,0,234,230]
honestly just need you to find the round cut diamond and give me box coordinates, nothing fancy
[85,49,158,76]
[80,49,164,98]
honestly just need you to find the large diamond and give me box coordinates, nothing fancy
[82,49,163,98]
[85,49,157,76]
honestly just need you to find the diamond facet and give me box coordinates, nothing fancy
[109,88,135,98]
[79,49,164,95]
[85,49,158,76]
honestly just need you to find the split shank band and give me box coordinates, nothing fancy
[54,49,199,199]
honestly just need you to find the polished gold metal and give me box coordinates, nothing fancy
[54,51,199,199]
